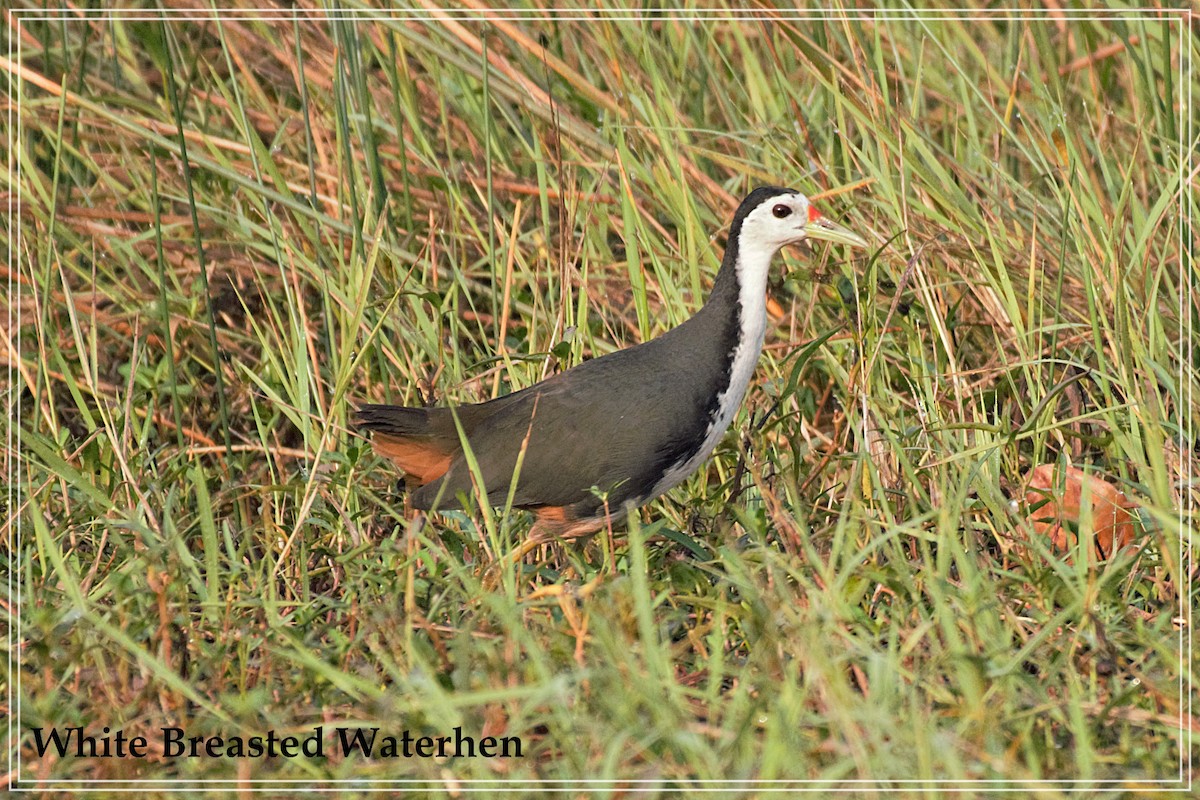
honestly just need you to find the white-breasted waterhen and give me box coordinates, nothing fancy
[355,186,867,549]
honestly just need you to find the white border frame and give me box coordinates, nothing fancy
[5,5,1194,794]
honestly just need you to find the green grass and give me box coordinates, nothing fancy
[5,4,1196,795]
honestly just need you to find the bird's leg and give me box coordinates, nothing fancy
[510,519,555,563]
[481,508,623,590]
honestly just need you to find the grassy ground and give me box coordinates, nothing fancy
[5,4,1196,796]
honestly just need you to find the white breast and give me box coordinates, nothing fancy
[645,237,774,499]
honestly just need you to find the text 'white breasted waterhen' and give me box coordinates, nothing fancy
[355,186,868,546]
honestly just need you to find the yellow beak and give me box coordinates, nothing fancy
[806,215,869,249]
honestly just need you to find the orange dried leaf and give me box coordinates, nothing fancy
[1051,128,1070,167]
[1023,464,1136,558]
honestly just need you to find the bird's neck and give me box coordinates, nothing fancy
[641,224,779,498]
[706,229,777,366]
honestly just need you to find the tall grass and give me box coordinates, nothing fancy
[4,4,1195,793]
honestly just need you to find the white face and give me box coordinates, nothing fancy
[738,192,868,254]
[738,192,817,251]
[731,190,867,301]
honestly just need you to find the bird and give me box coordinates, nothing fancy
[355,186,867,550]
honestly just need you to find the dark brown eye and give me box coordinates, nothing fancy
[772,204,792,218]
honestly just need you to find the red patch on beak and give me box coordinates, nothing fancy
[807,205,823,224]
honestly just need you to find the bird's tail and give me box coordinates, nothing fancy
[352,404,456,485]
[352,403,439,436]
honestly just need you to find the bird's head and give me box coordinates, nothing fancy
[735,186,868,253]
